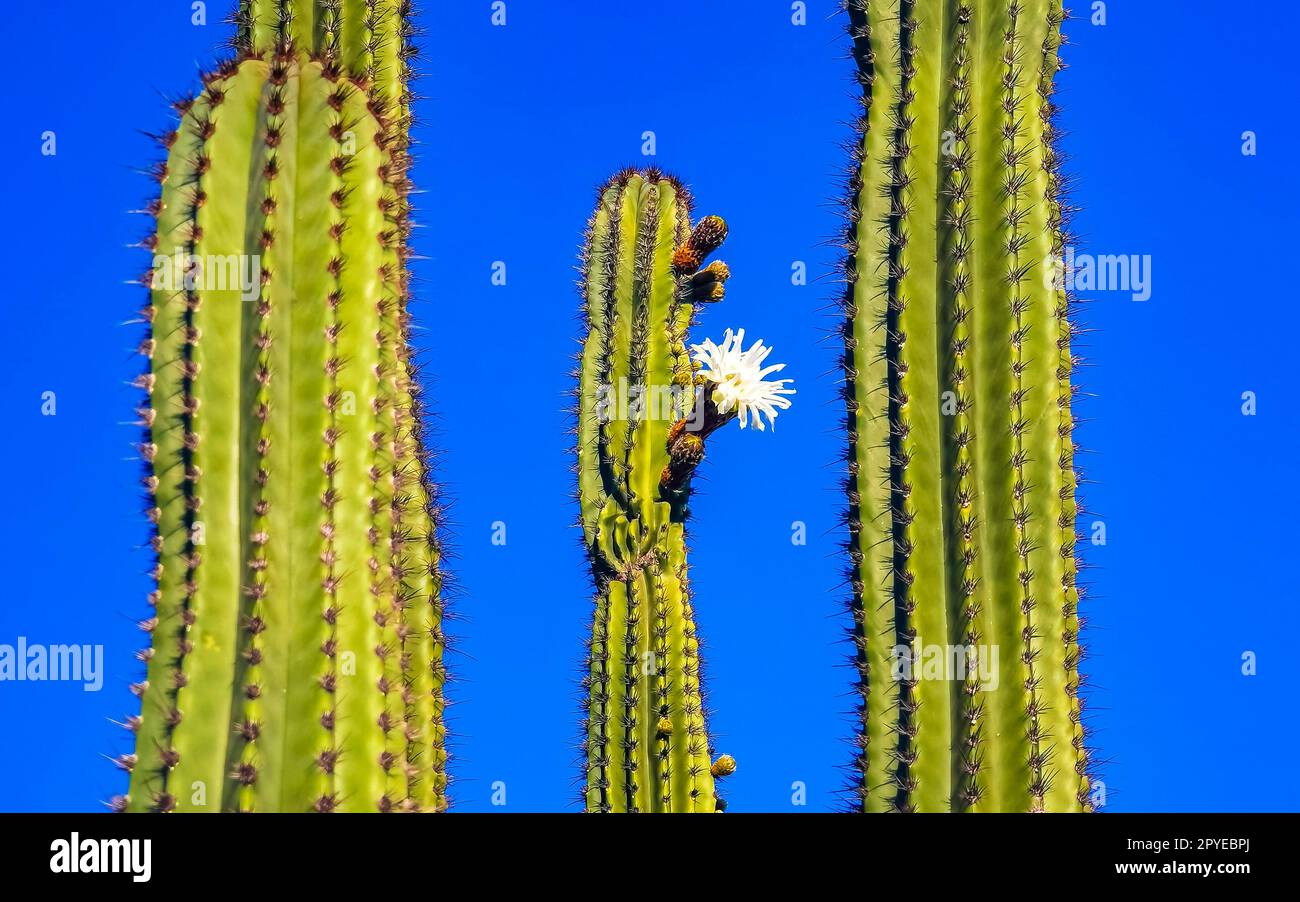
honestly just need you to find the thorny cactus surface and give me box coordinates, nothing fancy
[840,0,1091,812]
[575,169,793,813]
[120,0,448,812]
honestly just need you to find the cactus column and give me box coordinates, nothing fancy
[576,169,738,813]
[124,0,446,812]
[842,0,1089,811]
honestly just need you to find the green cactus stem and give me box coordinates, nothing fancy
[121,0,447,812]
[576,169,755,814]
[841,0,1089,812]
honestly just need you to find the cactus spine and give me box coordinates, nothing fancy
[123,0,447,812]
[576,170,738,813]
[842,0,1089,811]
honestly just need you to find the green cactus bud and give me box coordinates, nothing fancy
[710,755,737,778]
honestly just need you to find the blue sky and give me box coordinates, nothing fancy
[0,1,1296,812]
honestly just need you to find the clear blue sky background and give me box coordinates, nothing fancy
[0,1,1295,813]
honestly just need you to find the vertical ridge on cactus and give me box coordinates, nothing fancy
[575,169,741,813]
[841,0,1089,812]
[124,0,446,813]
[235,0,416,119]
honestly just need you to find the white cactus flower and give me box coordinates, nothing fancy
[690,328,795,431]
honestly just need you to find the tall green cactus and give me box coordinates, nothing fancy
[575,169,792,813]
[841,0,1089,812]
[120,0,447,813]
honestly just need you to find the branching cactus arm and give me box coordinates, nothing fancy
[575,169,793,813]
